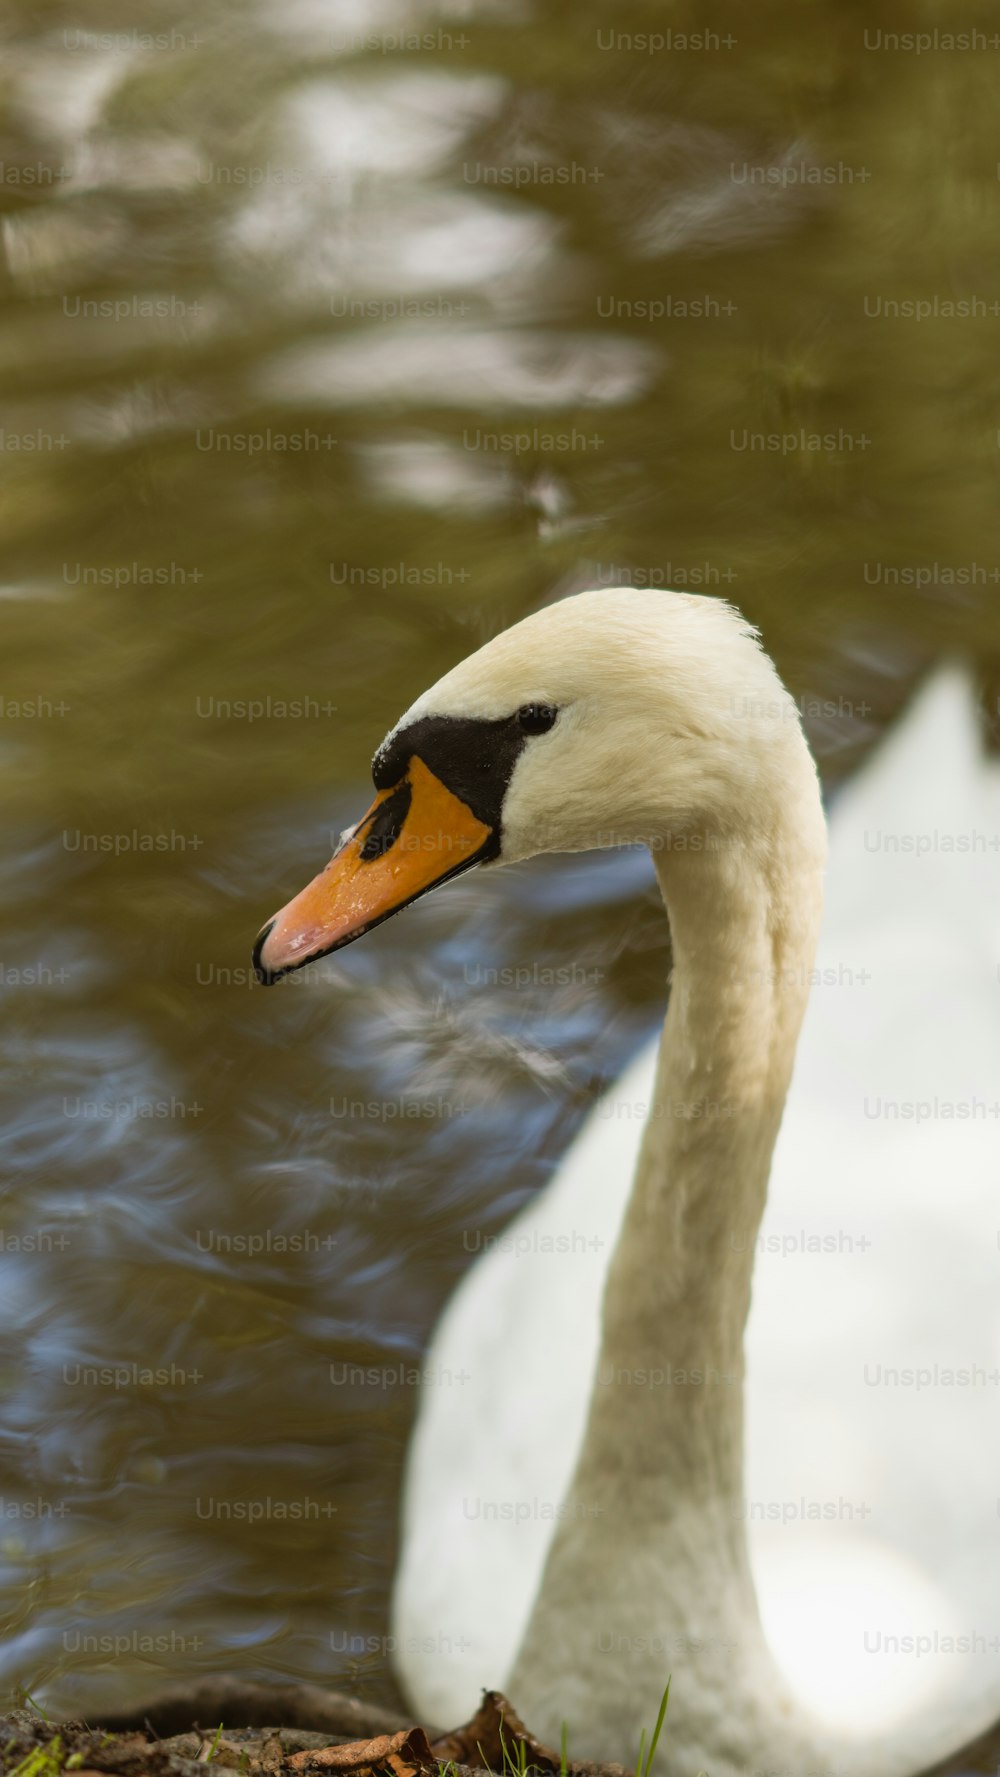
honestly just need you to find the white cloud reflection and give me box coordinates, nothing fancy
[257,324,656,408]
[356,436,513,512]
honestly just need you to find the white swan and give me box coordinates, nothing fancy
[254,590,1000,1777]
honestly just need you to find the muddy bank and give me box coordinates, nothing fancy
[5,1682,998,1777]
[1,1687,630,1777]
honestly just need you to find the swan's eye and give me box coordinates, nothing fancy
[517,703,558,735]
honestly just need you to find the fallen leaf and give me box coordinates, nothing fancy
[288,1726,436,1776]
[431,1691,560,1774]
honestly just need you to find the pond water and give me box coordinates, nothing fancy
[1,0,999,1721]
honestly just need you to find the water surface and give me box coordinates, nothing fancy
[2,0,999,1718]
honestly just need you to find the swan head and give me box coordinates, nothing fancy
[253,587,818,982]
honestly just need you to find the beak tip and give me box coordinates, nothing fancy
[252,918,283,986]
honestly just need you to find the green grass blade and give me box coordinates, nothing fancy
[638,1676,671,1777]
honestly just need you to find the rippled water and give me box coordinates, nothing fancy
[2,0,999,1720]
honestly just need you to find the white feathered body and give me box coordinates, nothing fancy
[392,666,1000,1761]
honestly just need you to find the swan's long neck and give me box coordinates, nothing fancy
[509,753,841,1775]
[599,830,823,1516]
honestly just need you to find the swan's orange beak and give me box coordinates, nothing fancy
[252,756,494,984]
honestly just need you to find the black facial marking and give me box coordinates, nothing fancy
[372,710,557,843]
[358,779,412,861]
